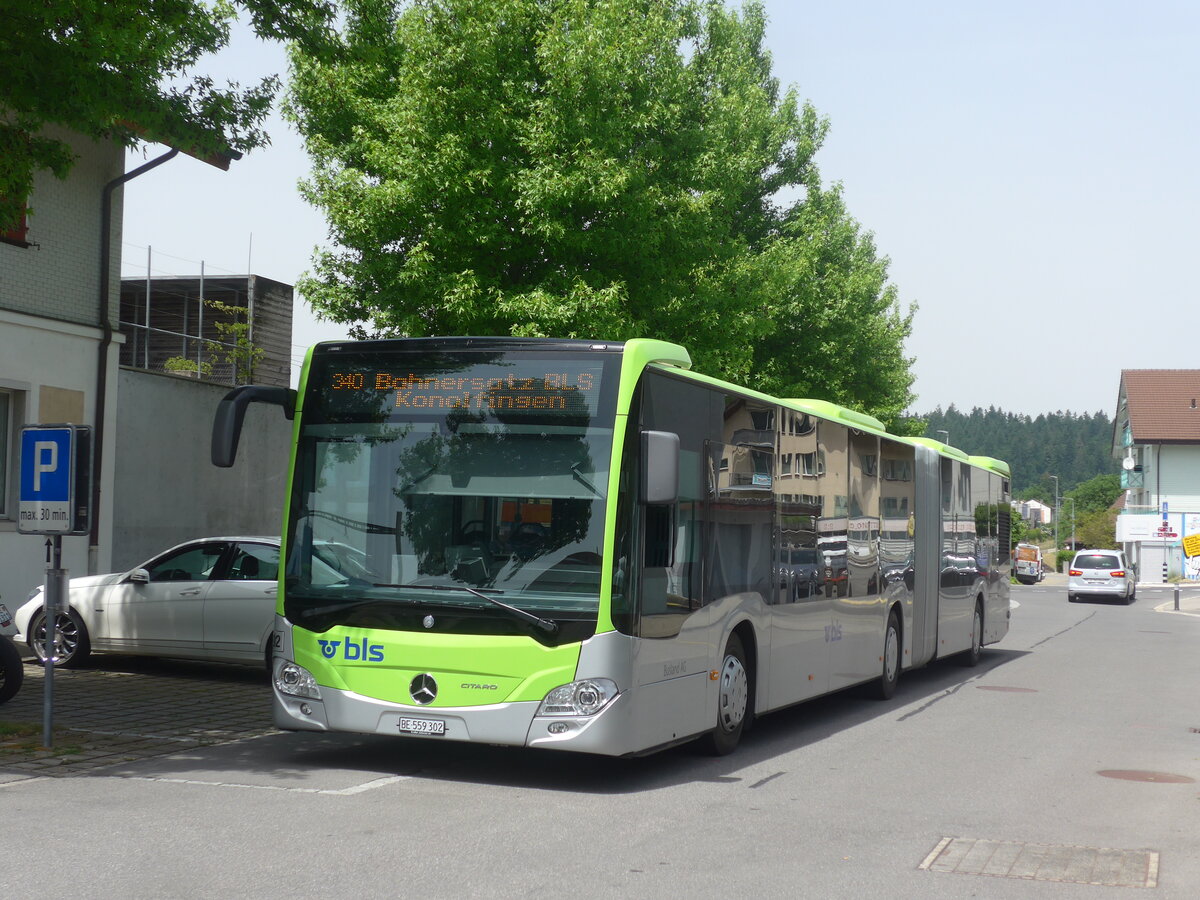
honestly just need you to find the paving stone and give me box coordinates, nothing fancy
[0,656,276,776]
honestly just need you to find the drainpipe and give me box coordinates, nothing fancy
[90,148,180,574]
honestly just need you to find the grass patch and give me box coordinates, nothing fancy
[0,720,83,755]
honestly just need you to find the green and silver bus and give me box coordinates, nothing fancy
[212,337,1011,756]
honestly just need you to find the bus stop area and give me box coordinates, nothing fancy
[0,655,275,779]
[3,577,1199,781]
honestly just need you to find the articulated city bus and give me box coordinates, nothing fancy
[212,338,1011,756]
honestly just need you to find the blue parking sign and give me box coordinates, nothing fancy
[18,426,78,534]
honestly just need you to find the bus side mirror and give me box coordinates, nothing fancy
[212,385,296,467]
[640,430,679,505]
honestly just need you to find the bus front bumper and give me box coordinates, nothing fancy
[273,683,637,756]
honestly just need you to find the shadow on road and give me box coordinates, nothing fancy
[83,647,1029,795]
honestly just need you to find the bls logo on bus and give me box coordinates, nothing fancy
[317,638,384,662]
[823,623,843,643]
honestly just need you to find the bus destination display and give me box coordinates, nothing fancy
[328,367,603,413]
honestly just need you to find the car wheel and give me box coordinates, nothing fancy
[960,600,983,667]
[28,609,91,668]
[0,636,24,704]
[700,633,750,756]
[874,610,901,699]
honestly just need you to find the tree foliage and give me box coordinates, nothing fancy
[287,0,916,424]
[0,0,335,230]
[1067,473,1122,515]
[1073,508,1117,550]
[922,405,1116,495]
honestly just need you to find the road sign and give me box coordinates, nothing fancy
[17,425,91,535]
[1182,533,1200,558]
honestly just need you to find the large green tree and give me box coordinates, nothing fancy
[0,0,335,229]
[287,0,915,423]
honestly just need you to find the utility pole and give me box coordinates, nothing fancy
[1065,496,1075,553]
[1049,475,1060,565]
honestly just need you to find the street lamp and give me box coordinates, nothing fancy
[936,429,949,445]
[1049,475,1059,558]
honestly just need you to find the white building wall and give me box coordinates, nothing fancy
[2,126,124,328]
[1,128,126,612]
[1157,445,1200,510]
[0,310,121,608]
[1117,444,1200,580]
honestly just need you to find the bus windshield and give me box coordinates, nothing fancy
[285,347,619,641]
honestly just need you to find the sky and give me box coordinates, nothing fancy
[118,0,1200,418]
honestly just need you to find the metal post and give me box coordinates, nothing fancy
[198,260,205,373]
[43,535,65,748]
[1050,475,1059,568]
[1175,585,1181,611]
[144,245,151,369]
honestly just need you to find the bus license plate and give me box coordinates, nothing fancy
[397,717,446,736]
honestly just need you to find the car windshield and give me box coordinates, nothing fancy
[284,347,618,641]
[1075,554,1120,569]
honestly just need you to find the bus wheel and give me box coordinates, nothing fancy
[961,600,983,667]
[875,610,900,700]
[0,637,24,704]
[702,633,749,756]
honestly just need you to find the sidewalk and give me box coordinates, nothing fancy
[0,656,275,780]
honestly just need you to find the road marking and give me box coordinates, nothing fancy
[110,773,411,795]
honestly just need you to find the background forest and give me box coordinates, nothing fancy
[918,406,1122,549]
[918,406,1115,496]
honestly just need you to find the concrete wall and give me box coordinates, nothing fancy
[111,368,293,570]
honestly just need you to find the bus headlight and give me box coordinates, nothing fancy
[275,661,322,700]
[537,678,618,716]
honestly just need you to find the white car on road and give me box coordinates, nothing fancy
[1067,549,1137,604]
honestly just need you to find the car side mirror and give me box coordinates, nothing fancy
[126,568,150,584]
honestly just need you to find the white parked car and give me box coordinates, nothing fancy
[1067,549,1137,604]
[14,537,282,668]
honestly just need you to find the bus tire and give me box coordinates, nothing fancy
[28,609,91,668]
[961,600,983,667]
[875,610,900,700]
[0,636,23,704]
[701,633,750,756]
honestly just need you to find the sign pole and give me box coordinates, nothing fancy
[42,536,63,748]
[18,424,91,751]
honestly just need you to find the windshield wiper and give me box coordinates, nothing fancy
[381,582,559,634]
[570,462,601,497]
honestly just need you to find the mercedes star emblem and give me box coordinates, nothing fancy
[423,614,435,629]
[410,673,438,705]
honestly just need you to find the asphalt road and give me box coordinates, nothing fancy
[2,582,1199,899]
